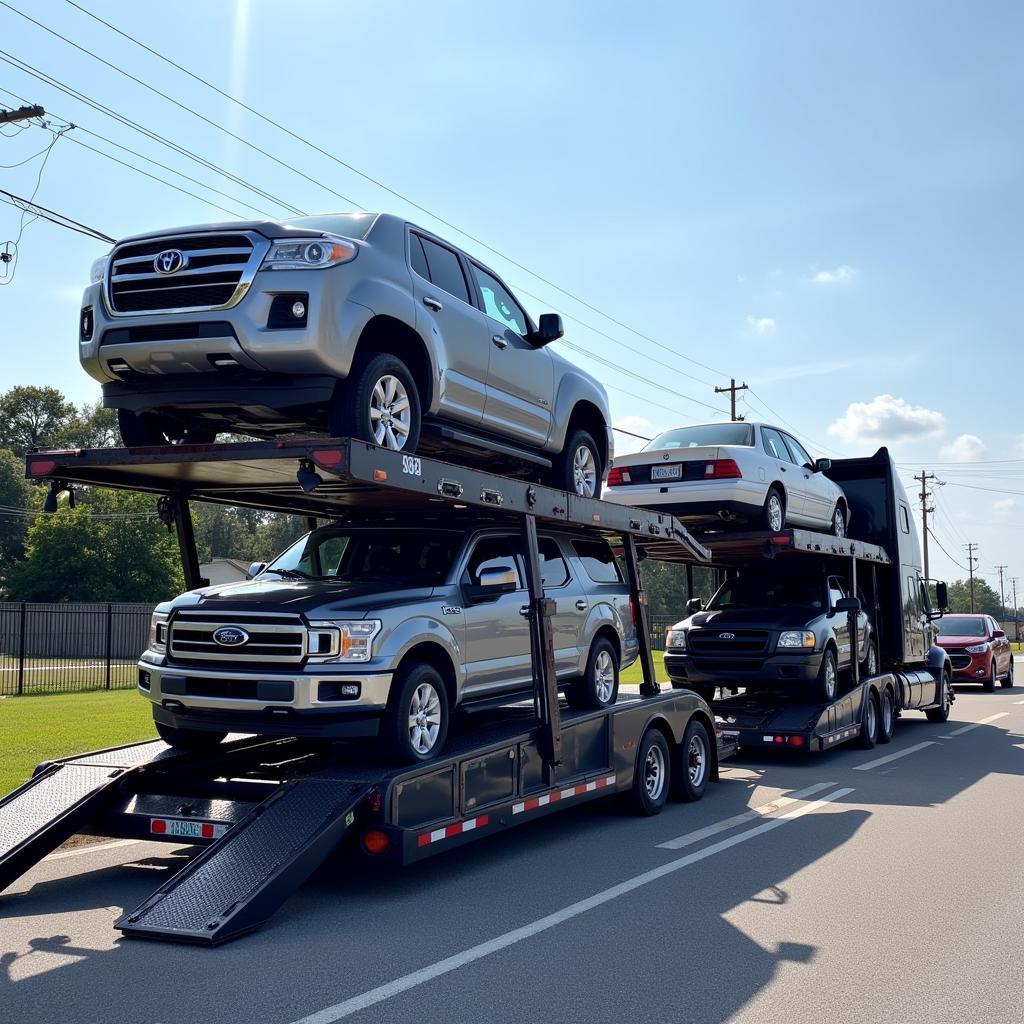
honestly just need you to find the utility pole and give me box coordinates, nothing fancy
[995,564,1008,624]
[0,104,43,126]
[914,470,936,581]
[714,378,748,421]
[1011,578,1020,642]
[964,543,978,612]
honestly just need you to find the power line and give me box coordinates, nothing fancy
[926,527,968,572]
[0,187,113,242]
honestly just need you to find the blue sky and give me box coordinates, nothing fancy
[1,0,1022,593]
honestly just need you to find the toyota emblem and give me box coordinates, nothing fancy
[154,248,188,274]
[212,626,250,647]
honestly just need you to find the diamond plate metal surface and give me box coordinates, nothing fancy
[70,741,171,768]
[124,780,366,934]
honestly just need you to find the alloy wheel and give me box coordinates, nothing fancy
[834,507,846,537]
[407,681,442,755]
[573,444,598,497]
[594,649,615,703]
[824,656,837,700]
[370,374,412,450]
[767,494,784,531]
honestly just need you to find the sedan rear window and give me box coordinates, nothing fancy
[644,424,753,450]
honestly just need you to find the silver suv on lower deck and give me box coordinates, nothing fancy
[140,519,639,762]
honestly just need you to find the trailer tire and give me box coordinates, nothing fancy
[155,720,227,751]
[384,662,449,764]
[857,691,879,749]
[565,638,619,710]
[925,670,953,723]
[332,352,421,453]
[1001,656,1014,688]
[983,659,997,692]
[627,728,671,816]
[814,648,839,703]
[878,686,896,743]
[672,718,711,803]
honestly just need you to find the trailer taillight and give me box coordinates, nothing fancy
[361,830,390,855]
[704,459,742,479]
[788,735,806,748]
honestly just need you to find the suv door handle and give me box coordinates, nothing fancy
[519,605,530,618]
[492,334,508,350]
[422,296,443,312]
[575,599,588,612]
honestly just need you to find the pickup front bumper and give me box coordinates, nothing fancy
[664,649,824,688]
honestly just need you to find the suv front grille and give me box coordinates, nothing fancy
[948,653,972,669]
[169,611,306,665]
[689,629,770,655]
[107,232,267,314]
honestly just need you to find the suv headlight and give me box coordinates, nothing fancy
[148,611,169,653]
[666,628,687,650]
[965,643,989,654]
[307,619,382,663]
[261,234,357,271]
[778,630,816,649]
[90,253,110,283]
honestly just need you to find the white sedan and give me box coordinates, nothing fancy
[602,421,849,535]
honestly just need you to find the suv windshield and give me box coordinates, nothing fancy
[282,212,378,240]
[938,616,987,637]
[264,528,458,585]
[709,575,825,611]
[644,423,753,450]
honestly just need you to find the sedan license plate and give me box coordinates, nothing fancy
[651,464,682,481]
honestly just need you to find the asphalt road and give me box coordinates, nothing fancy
[3,672,1024,1024]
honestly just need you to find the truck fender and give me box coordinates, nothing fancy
[577,601,628,675]
[378,617,464,696]
[548,371,612,456]
[926,644,952,703]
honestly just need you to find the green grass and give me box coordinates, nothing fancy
[0,690,155,795]
[621,650,666,686]
[0,659,139,694]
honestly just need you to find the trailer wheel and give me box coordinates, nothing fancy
[983,659,997,693]
[814,648,838,702]
[627,728,671,816]
[857,691,879,749]
[565,638,619,710]
[878,687,896,744]
[384,663,449,764]
[1001,656,1014,688]
[332,352,421,453]
[672,718,711,803]
[155,720,227,751]
[925,670,953,723]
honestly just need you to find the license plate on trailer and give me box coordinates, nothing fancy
[150,817,228,840]
[651,464,682,481]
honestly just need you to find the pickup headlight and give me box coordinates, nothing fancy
[666,628,687,650]
[307,619,382,663]
[90,253,110,283]
[778,630,816,649]
[261,234,357,271]
[965,643,989,654]
[148,611,169,653]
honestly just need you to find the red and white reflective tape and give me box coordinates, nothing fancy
[512,773,617,816]
[417,814,490,848]
[825,726,860,745]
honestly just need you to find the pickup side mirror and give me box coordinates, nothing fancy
[530,313,564,347]
[815,457,832,473]
[834,596,861,614]
[935,581,949,612]
[993,628,1006,639]
[465,564,518,603]
[247,561,267,579]
[686,597,703,614]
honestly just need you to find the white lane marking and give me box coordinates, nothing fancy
[657,781,835,850]
[1013,700,1024,705]
[945,712,1009,737]
[286,788,854,1024]
[44,839,140,861]
[853,741,935,771]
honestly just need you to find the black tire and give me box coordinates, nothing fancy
[551,428,602,498]
[331,352,422,452]
[565,637,619,710]
[831,503,847,537]
[383,662,449,764]
[760,486,786,532]
[857,691,879,749]
[926,670,953,723]
[155,719,227,751]
[1000,655,1014,688]
[861,639,878,678]
[878,686,896,744]
[672,718,711,803]
[983,659,997,692]
[626,728,672,816]
[814,648,839,703]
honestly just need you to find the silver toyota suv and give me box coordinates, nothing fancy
[80,212,612,496]
[139,518,639,762]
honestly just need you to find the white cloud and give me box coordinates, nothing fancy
[940,433,986,462]
[613,416,654,456]
[993,498,1017,517]
[812,264,857,285]
[746,315,776,334]
[827,394,946,444]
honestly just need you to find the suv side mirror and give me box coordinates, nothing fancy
[686,597,703,614]
[531,313,563,347]
[935,581,949,611]
[247,561,267,579]
[834,596,861,614]
[993,628,1006,639]
[815,457,832,473]
[466,565,518,603]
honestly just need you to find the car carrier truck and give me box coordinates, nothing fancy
[0,438,732,944]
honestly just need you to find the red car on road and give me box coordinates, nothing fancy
[936,614,1014,691]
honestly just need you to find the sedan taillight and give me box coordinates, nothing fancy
[704,459,742,479]
[607,466,631,486]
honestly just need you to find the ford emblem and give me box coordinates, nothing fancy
[213,626,249,647]
[154,248,188,274]
[719,632,735,639]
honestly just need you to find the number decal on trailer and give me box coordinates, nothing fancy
[402,455,422,476]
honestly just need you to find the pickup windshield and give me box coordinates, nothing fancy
[709,575,825,611]
[644,423,753,450]
[263,528,458,585]
[937,616,987,637]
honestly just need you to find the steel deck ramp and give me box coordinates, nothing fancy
[117,775,373,944]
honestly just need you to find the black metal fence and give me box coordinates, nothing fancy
[0,602,156,695]
[649,617,677,652]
